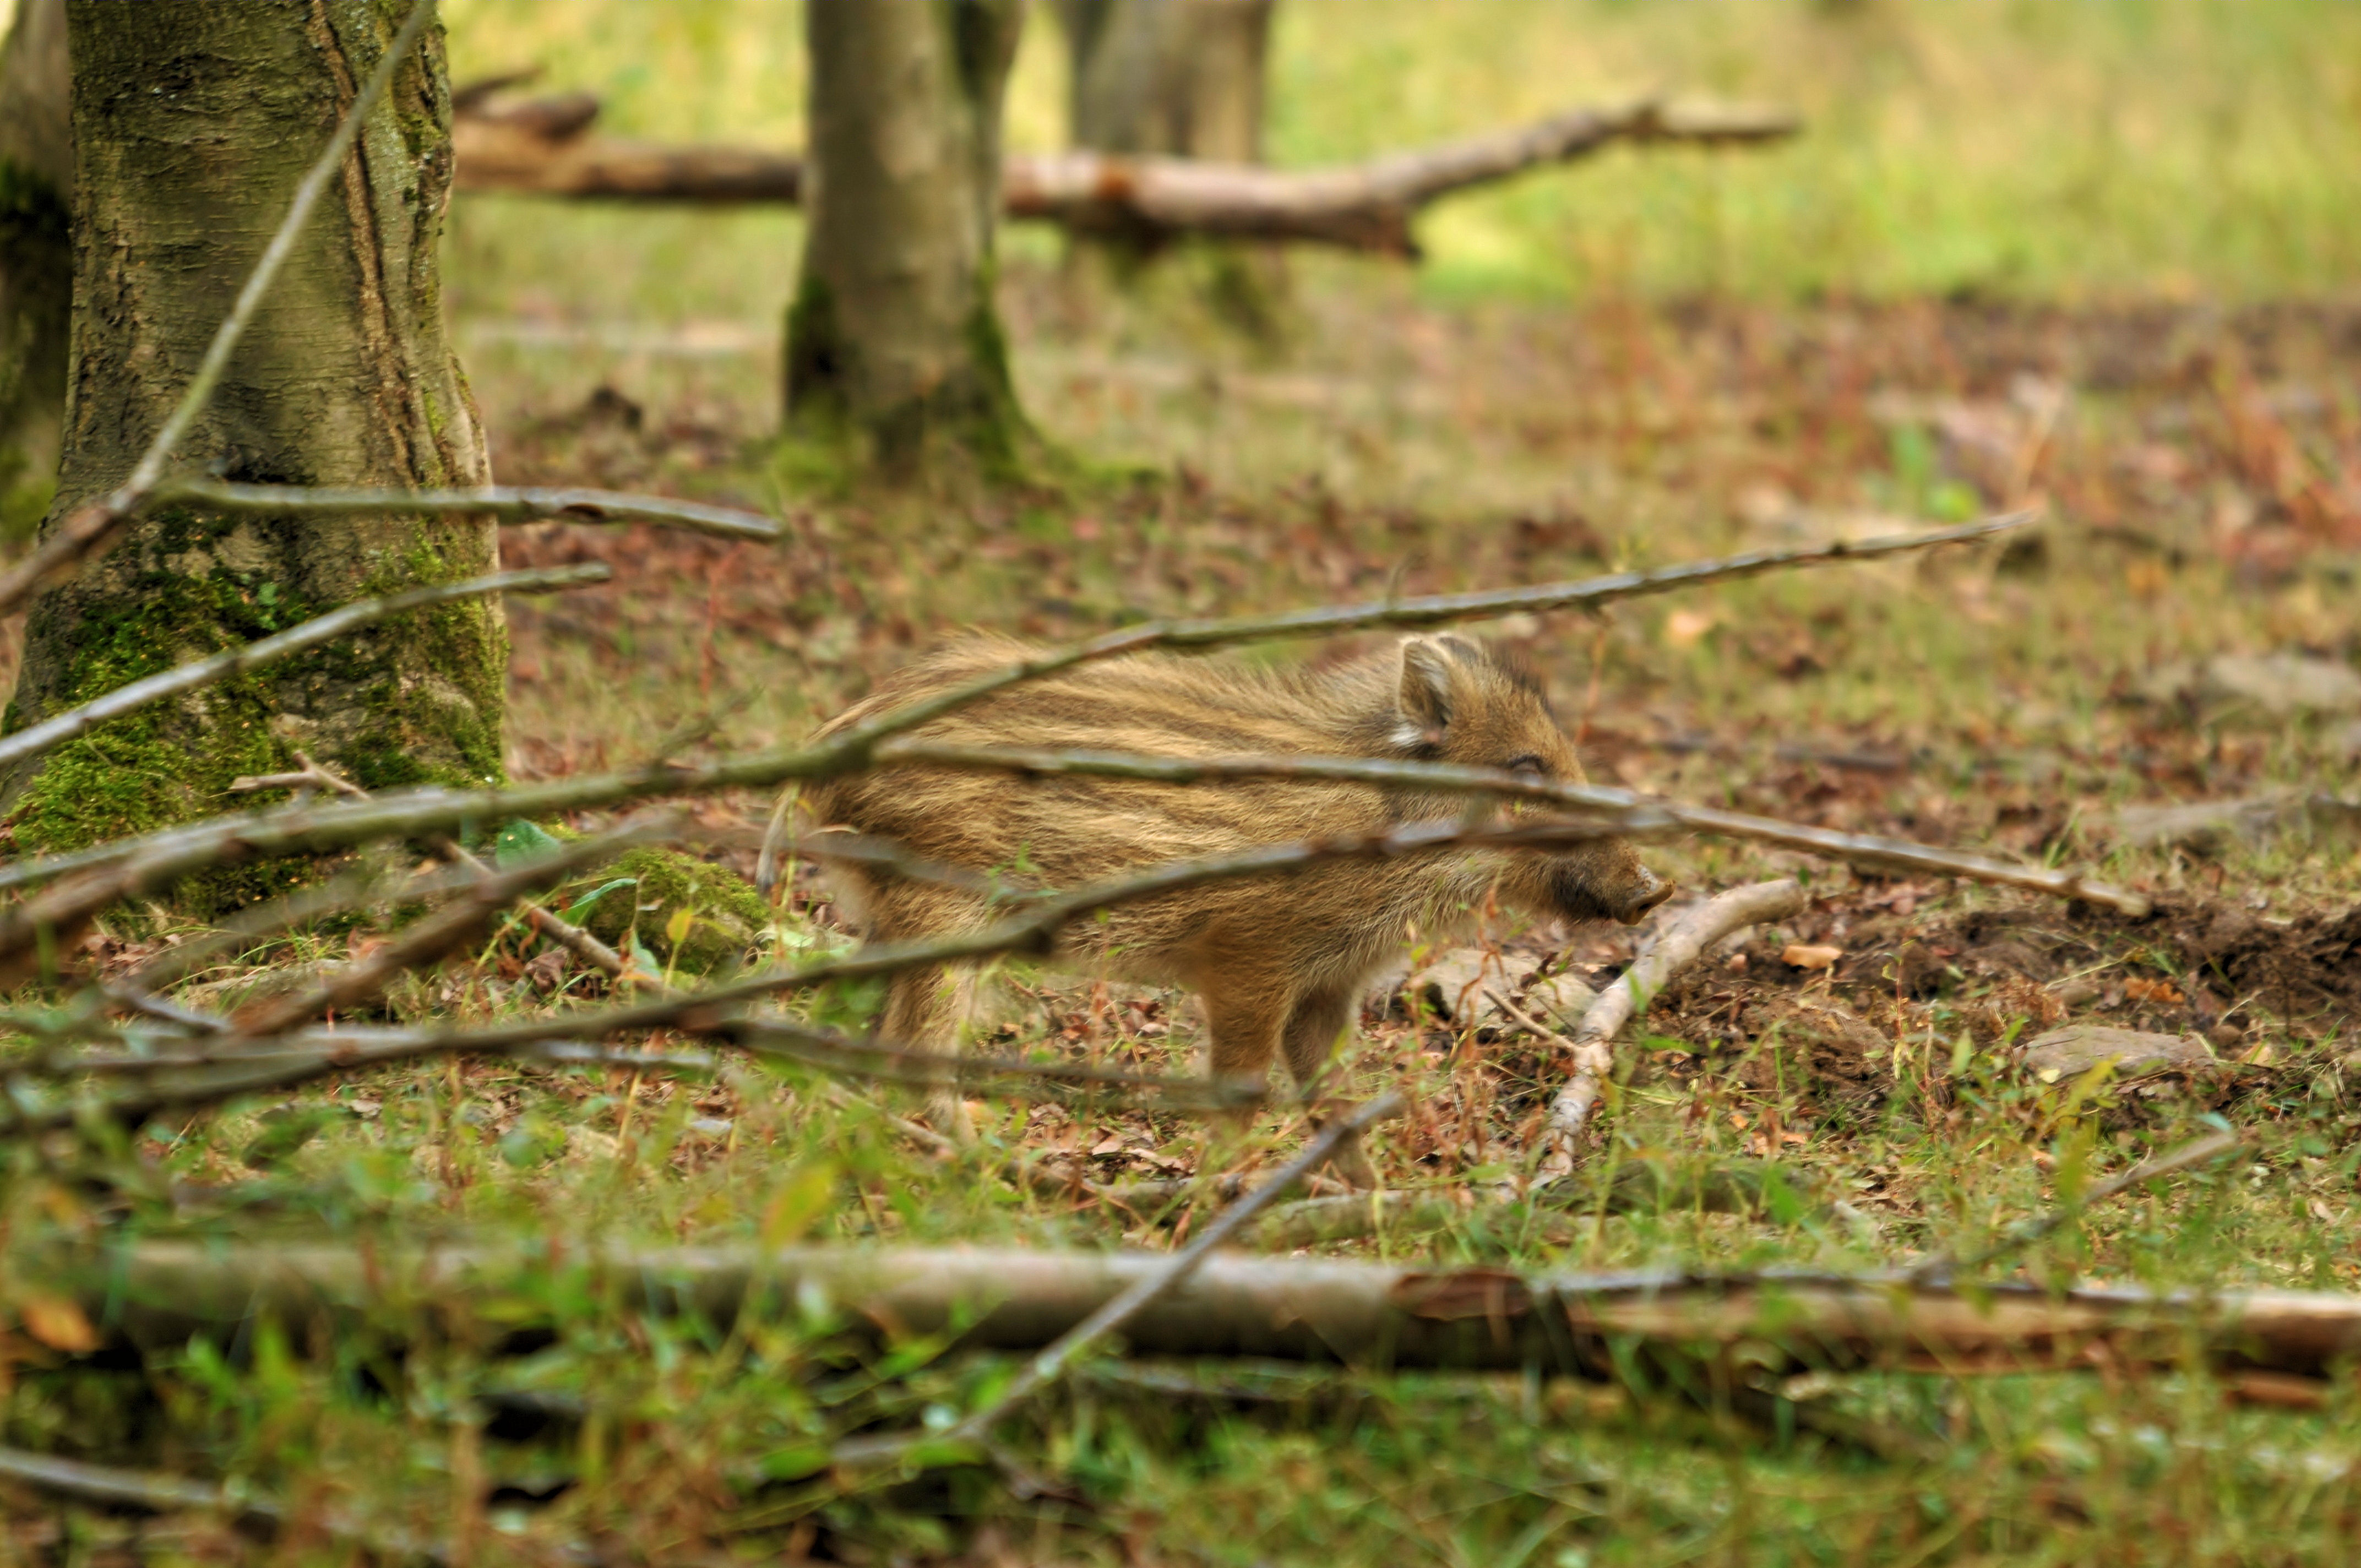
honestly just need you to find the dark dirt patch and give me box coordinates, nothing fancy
[2174,902,2361,1029]
[1584,886,2358,1124]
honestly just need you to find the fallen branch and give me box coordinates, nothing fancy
[0,1,435,616]
[454,96,1796,254]
[0,514,2032,900]
[48,1242,2361,1390]
[152,476,780,543]
[835,1093,1408,1469]
[0,564,606,778]
[1548,880,1809,1150]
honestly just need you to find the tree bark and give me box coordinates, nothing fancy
[1057,0,1271,163]
[784,0,1031,482]
[0,0,69,541]
[1053,0,1280,325]
[0,1,500,911]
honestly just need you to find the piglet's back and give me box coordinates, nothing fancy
[804,636,1403,878]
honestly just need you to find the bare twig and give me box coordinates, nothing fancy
[3,1015,1262,1130]
[1482,986,1583,1046]
[0,1444,443,1564]
[834,1093,1409,1468]
[153,476,780,542]
[0,0,436,616]
[1903,1130,2245,1286]
[226,819,672,1039]
[879,743,2150,916]
[115,860,492,999]
[232,754,634,982]
[0,516,2035,901]
[1547,880,1809,1150]
[0,565,606,778]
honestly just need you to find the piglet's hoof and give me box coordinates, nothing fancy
[1311,1129,1379,1191]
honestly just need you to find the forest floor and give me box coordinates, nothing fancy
[4,249,2360,1565]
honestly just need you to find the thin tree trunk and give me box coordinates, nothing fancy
[785,0,1031,483]
[0,0,69,540]
[1059,0,1271,163]
[0,1,499,912]
[1054,0,1282,330]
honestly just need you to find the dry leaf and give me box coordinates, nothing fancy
[19,1293,100,1353]
[2124,976,2184,1005]
[1664,608,1720,648]
[1782,943,1843,970]
[2310,1197,2337,1223]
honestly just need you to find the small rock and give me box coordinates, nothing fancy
[2019,1025,2216,1082]
[2142,652,2361,718]
[2111,791,2361,853]
[564,1126,622,1165]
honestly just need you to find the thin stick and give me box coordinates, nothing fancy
[1547,880,1808,1148]
[0,565,606,777]
[884,742,2148,916]
[224,818,676,1040]
[153,477,779,543]
[1483,986,1586,1043]
[0,0,437,616]
[231,754,633,982]
[832,1092,1408,1468]
[812,513,2035,771]
[1902,1130,2244,1286]
[115,861,492,1000]
[0,1444,444,1564]
[0,516,2038,901]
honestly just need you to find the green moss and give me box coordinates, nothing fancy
[779,265,1051,492]
[1,508,507,914]
[568,847,772,975]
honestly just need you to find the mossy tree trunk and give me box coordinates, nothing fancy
[0,1,501,907]
[0,0,70,541]
[784,0,1031,484]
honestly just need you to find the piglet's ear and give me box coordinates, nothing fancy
[1397,635,1455,736]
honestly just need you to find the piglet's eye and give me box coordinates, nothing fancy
[1505,754,1547,777]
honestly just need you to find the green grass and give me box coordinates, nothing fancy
[443,0,2361,302]
[5,3,2361,1561]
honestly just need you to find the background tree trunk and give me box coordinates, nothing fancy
[1058,0,1271,163]
[0,0,70,541]
[0,1,500,907]
[784,0,1030,484]
[1054,0,1283,331]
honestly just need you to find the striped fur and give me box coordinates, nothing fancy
[804,633,1669,1167]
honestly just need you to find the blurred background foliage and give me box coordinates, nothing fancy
[442,0,2361,303]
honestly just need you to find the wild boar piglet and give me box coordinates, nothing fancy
[803,632,1672,1174]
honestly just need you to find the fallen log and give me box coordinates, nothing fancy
[452,97,1797,254]
[42,1242,2358,1390]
